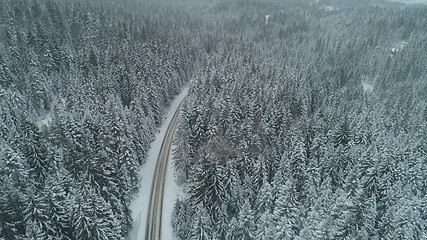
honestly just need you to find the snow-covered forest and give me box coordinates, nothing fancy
[1,0,426,239]
[0,0,197,238]
[172,1,427,240]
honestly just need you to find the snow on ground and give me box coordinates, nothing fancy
[361,81,374,92]
[265,15,270,24]
[37,113,52,129]
[130,87,188,240]
[391,40,408,55]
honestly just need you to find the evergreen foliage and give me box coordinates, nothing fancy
[0,0,197,238]
[172,1,427,239]
[1,0,426,239]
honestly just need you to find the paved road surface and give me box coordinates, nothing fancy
[145,99,184,240]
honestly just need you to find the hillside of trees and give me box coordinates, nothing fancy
[172,1,427,239]
[0,0,198,238]
[1,0,426,239]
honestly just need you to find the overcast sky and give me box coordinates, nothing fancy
[387,0,427,4]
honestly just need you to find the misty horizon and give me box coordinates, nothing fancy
[387,0,427,4]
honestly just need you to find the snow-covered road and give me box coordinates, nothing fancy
[130,88,188,240]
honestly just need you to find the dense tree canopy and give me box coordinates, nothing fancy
[1,0,426,239]
[0,0,198,238]
[172,1,427,239]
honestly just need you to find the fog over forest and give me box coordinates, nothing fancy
[388,0,427,4]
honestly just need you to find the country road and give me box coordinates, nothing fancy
[144,98,185,240]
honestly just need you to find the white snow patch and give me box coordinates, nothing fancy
[361,82,374,92]
[320,5,339,11]
[372,4,385,7]
[265,15,270,24]
[37,113,52,129]
[130,87,188,240]
[390,40,408,55]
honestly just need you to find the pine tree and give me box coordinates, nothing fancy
[237,199,255,239]
[42,167,74,239]
[0,144,31,239]
[190,148,225,217]
[299,178,334,239]
[382,184,425,240]
[25,220,46,240]
[189,206,214,240]
[333,119,352,146]
[214,204,229,240]
[225,217,241,240]
[23,194,49,238]
[273,178,299,239]
[255,179,274,214]
[72,177,120,240]
[291,137,308,198]
[330,188,376,239]
[173,111,195,181]
[173,200,193,240]
[17,119,49,188]
[255,210,275,240]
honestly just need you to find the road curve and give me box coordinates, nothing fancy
[145,98,185,240]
